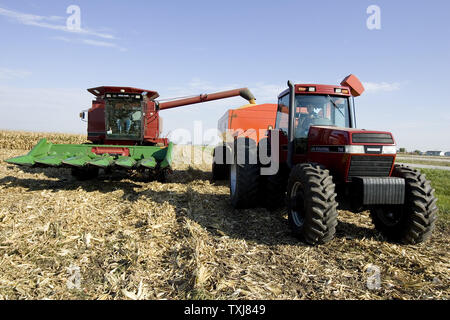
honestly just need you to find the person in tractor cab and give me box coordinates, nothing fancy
[296,104,323,138]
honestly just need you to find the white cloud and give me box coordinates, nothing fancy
[81,39,127,51]
[0,67,32,80]
[51,36,126,51]
[0,7,117,40]
[363,81,401,93]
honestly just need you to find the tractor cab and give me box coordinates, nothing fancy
[292,94,350,137]
[276,84,354,154]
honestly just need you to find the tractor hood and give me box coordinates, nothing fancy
[306,126,397,183]
[308,126,396,147]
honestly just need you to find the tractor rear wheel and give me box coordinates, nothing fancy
[370,165,438,244]
[229,138,260,209]
[287,163,338,244]
[71,167,99,181]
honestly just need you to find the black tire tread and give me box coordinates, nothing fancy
[230,163,260,208]
[370,164,438,244]
[287,163,338,244]
[230,138,260,209]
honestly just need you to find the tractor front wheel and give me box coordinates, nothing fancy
[370,165,438,244]
[287,163,338,245]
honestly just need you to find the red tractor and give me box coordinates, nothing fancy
[225,75,437,245]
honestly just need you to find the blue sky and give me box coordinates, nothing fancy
[0,0,449,151]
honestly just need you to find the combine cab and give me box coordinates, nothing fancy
[6,86,256,181]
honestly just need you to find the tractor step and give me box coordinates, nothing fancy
[5,139,173,172]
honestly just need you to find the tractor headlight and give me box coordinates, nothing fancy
[345,145,365,154]
[382,146,397,154]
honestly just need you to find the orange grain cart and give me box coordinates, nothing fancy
[212,103,277,180]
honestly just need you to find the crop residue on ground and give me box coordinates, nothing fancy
[0,130,448,299]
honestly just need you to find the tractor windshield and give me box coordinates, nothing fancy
[105,99,143,140]
[294,95,350,138]
[276,94,350,138]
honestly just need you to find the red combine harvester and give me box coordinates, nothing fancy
[6,86,256,181]
[85,86,257,146]
[224,75,437,245]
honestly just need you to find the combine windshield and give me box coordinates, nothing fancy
[105,99,143,140]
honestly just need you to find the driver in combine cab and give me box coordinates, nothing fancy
[113,103,132,134]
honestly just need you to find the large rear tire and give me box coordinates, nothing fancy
[229,138,260,209]
[287,163,338,245]
[370,165,438,244]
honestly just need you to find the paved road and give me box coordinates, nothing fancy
[396,162,450,171]
[397,156,450,163]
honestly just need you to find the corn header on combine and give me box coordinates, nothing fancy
[6,86,256,181]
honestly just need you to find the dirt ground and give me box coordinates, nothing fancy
[0,137,448,300]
